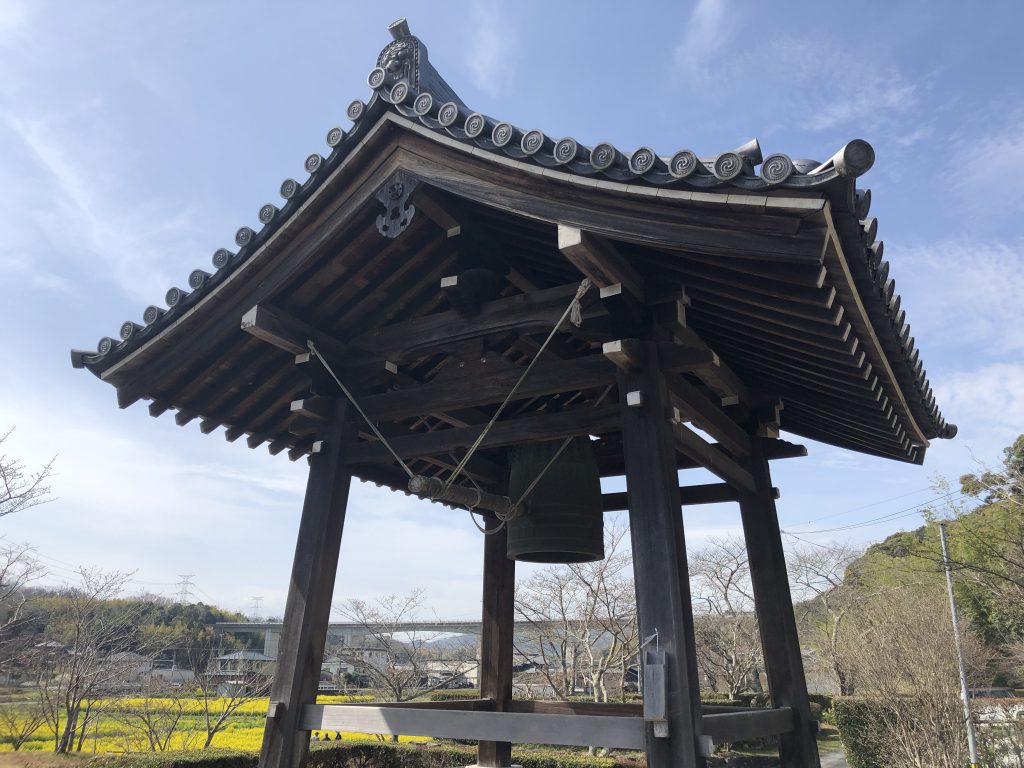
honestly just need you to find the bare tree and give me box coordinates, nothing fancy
[690,537,762,698]
[33,569,155,753]
[190,638,272,749]
[0,543,44,664]
[843,585,990,768]
[334,590,447,704]
[514,525,638,703]
[0,427,55,518]
[111,682,195,752]
[788,542,865,695]
[0,701,46,751]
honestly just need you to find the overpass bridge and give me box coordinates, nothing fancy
[216,620,543,658]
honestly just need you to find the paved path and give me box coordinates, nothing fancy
[820,750,849,768]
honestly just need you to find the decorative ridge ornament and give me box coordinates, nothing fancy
[375,170,418,239]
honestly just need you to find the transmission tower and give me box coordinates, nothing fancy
[250,596,264,619]
[177,574,195,603]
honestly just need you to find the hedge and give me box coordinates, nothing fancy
[92,741,632,768]
[425,689,480,701]
[831,698,885,768]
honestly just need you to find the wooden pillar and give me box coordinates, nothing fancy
[738,437,820,768]
[477,514,516,767]
[618,344,705,768]
[259,401,352,768]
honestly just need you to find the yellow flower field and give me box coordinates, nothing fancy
[0,695,426,754]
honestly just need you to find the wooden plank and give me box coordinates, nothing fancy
[241,304,348,363]
[672,422,756,494]
[665,375,751,458]
[351,282,598,359]
[346,403,619,465]
[738,438,820,768]
[299,705,646,750]
[558,225,645,300]
[617,351,704,768]
[702,708,795,744]
[259,401,353,768]
[412,186,462,237]
[478,512,515,767]
[509,701,643,717]
[357,356,616,422]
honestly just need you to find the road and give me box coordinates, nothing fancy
[820,751,849,768]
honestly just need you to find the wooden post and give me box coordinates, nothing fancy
[618,344,705,768]
[476,513,516,767]
[738,437,820,768]
[259,401,352,768]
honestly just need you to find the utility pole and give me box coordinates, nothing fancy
[177,574,195,604]
[939,522,980,768]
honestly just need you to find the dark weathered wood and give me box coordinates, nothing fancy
[510,701,642,717]
[600,482,777,512]
[558,225,645,300]
[259,401,352,768]
[241,305,347,362]
[671,421,756,494]
[478,512,515,767]
[618,348,704,768]
[702,708,795,744]
[351,282,599,359]
[347,403,619,464]
[665,375,751,458]
[738,437,820,768]
[357,355,616,422]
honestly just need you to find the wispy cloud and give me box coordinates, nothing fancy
[933,362,1024,457]
[897,238,1024,354]
[949,111,1024,216]
[673,0,732,83]
[462,2,518,97]
[0,0,28,47]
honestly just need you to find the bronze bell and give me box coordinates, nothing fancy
[506,439,605,563]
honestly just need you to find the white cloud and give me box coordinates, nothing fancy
[950,114,1024,216]
[462,3,518,97]
[897,238,1024,354]
[0,0,28,47]
[933,362,1024,459]
[673,0,732,82]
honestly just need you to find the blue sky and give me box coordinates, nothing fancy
[1,0,1021,619]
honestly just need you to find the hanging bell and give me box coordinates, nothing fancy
[506,438,605,563]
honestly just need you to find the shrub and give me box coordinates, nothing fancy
[832,698,885,768]
[92,749,257,768]
[425,689,480,701]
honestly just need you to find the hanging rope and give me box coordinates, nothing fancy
[306,340,415,479]
[442,278,591,490]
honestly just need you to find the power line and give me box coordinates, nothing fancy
[786,485,939,527]
[784,491,965,535]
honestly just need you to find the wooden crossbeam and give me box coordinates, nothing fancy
[352,282,601,359]
[300,704,646,750]
[601,482,779,512]
[240,304,346,361]
[357,355,616,422]
[347,403,619,464]
[666,376,751,458]
[558,225,645,300]
[702,708,795,745]
[671,421,756,493]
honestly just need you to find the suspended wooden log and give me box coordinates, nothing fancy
[407,475,514,516]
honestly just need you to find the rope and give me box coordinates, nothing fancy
[306,340,415,479]
[443,278,591,490]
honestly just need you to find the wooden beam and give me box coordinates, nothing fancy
[738,438,820,768]
[600,482,777,512]
[665,376,751,458]
[290,397,333,422]
[478,510,515,767]
[346,403,619,465]
[412,187,462,237]
[671,421,756,494]
[351,282,600,360]
[558,225,645,300]
[241,304,348,363]
[258,401,352,768]
[357,356,616,422]
[299,705,646,750]
[702,708,795,745]
[617,349,704,768]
